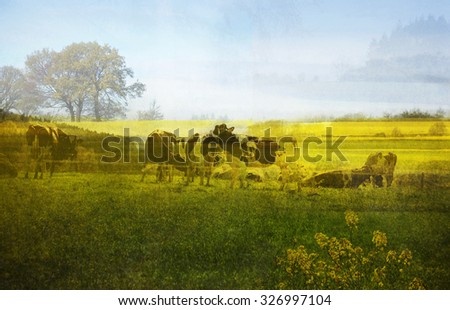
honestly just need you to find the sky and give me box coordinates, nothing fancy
[1,0,449,120]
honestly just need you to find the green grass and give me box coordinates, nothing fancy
[1,119,449,289]
[0,173,448,289]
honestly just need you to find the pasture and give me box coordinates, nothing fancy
[0,119,449,289]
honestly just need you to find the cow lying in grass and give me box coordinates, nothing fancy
[302,152,397,188]
[303,167,371,188]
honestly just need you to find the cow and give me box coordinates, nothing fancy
[303,167,372,188]
[363,152,397,187]
[207,124,306,189]
[200,134,248,188]
[141,130,186,183]
[276,151,307,191]
[210,123,280,165]
[0,153,18,177]
[183,132,227,186]
[25,124,78,179]
[302,152,397,188]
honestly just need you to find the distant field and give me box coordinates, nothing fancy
[0,119,449,289]
[68,119,450,138]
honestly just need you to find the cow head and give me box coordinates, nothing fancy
[52,133,79,160]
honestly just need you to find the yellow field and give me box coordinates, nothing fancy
[67,119,449,177]
[72,120,253,137]
[72,119,450,138]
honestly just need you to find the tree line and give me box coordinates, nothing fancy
[0,42,145,122]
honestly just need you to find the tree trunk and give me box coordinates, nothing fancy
[68,105,75,122]
[93,92,101,121]
[76,99,83,122]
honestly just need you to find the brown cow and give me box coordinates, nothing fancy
[141,130,185,183]
[25,124,78,179]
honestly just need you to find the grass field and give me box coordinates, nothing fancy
[0,119,449,289]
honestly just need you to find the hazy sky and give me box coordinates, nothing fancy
[1,0,449,119]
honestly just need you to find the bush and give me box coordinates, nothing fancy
[391,127,403,137]
[428,122,448,136]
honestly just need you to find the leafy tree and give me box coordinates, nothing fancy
[25,42,146,122]
[137,100,164,120]
[25,48,81,121]
[15,77,44,116]
[79,42,146,121]
[0,66,24,114]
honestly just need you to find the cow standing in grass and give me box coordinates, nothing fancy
[276,151,307,192]
[141,130,185,183]
[25,124,78,179]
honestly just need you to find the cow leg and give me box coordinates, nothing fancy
[24,149,30,178]
[50,161,55,177]
[156,165,162,182]
[34,161,43,179]
[167,164,173,183]
[34,154,41,179]
[386,173,393,187]
[205,164,212,186]
[239,176,247,189]
[197,163,204,186]
[162,164,168,182]
[185,164,190,185]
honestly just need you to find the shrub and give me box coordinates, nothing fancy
[428,122,447,136]
[391,127,403,137]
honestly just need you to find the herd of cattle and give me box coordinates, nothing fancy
[0,123,397,190]
[140,123,397,190]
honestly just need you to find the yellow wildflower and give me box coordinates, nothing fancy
[399,249,413,266]
[409,277,426,290]
[386,250,397,263]
[315,233,329,249]
[372,230,388,249]
[345,210,359,230]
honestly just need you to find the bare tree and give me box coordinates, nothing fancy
[137,100,164,120]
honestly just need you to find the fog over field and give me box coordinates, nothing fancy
[1,0,449,120]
